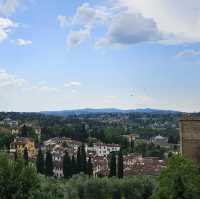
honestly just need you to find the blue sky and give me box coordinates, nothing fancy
[0,0,200,112]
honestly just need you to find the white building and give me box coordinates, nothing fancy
[93,143,120,156]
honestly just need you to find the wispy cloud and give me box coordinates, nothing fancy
[0,17,16,43]
[0,0,23,15]
[15,38,32,46]
[176,49,200,58]
[67,28,90,48]
[64,81,82,87]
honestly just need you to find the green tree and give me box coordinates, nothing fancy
[23,147,29,164]
[117,150,123,178]
[36,148,44,174]
[45,150,54,176]
[153,155,200,199]
[71,155,77,175]
[81,143,87,173]
[0,153,39,199]
[63,151,72,178]
[77,146,81,173]
[109,152,116,177]
[0,133,14,149]
[87,156,93,177]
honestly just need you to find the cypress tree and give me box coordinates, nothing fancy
[63,151,72,178]
[109,152,116,177]
[77,146,81,173]
[21,125,28,137]
[130,140,135,152]
[45,150,53,176]
[36,148,44,174]
[81,143,87,173]
[71,155,77,175]
[23,147,29,165]
[87,156,93,177]
[117,150,123,178]
[14,151,18,161]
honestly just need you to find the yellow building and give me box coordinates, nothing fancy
[10,137,36,159]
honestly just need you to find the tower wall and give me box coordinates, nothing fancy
[180,116,200,162]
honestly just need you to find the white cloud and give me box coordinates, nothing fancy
[0,0,22,15]
[0,68,26,88]
[64,81,81,87]
[176,49,200,57]
[15,38,32,46]
[61,3,109,28]
[62,0,200,48]
[0,69,80,111]
[67,28,90,48]
[119,0,200,43]
[57,15,69,28]
[0,17,16,42]
[31,85,59,93]
[96,12,162,47]
[59,3,110,48]
[73,3,108,27]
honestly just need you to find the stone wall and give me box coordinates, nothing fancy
[180,116,200,162]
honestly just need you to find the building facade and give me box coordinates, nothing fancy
[10,137,36,159]
[180,115,200,162]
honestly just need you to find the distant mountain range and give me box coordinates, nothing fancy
[41,108,180,116]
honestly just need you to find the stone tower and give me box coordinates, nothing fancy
[180,115,200,162]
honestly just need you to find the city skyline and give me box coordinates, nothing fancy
[0,0,200,112]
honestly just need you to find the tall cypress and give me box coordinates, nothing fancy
[81,143,87,173]
[109,152,116,177]
[117,150,123,178]
[71,155,77,175]
[23,147,29,165]
[14,151,18,161]
[63,151,72,178]
[87,156,93,177]
[21,125,28,137]
[77,146,81,173]
[45,150,54,176]
[36,148,44,174]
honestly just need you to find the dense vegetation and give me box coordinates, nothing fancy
[0,153,199,199]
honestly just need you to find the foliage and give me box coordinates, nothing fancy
[0,153,39,199]
[0,133,14,149]
[45,150,53,176]
[117,150,123,178]
[63,151,72,178]
[21,125,38,143]
[23,147,29,164]
[132,142,166,159]
[152,155,200,199]
[109,152,116,177]
[36,148,44,174]
[87,156,93,176]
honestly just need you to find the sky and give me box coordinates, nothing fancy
[0,0,200,112]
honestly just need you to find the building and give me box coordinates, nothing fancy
[122,133,139,143]
[180,115,200,162]
[93,143,120,156]
[151,135,169,147]
[11,128,19,135]
[2,118,18,128]
[124,154,165,176]
[10,137,36,159]
[92,155,109,177]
